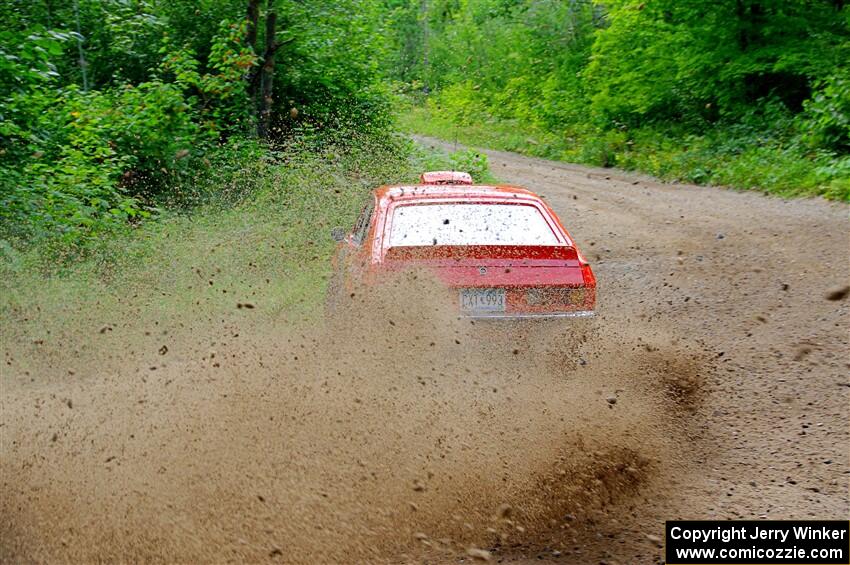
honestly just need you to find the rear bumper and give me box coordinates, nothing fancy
[462,310,595,319]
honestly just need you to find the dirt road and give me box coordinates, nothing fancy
[1,137,848,563]
[416,135,850,558]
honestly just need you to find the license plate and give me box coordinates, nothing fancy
[460,288,506,313]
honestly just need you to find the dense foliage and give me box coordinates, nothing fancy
[0,0,392,251]
[388,0,850,199]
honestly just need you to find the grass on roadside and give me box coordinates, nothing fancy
[399,104,850,201]
[0,134,494,358]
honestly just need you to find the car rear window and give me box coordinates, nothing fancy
[389,203,559,246]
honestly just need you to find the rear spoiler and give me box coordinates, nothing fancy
[420,171,473,185]
[385,245,579,261]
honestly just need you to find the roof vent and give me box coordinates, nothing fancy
[419,171,473,185]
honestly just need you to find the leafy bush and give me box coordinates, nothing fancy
[573,129,629,168]
[160,19,255,137]
[1,78,203,249]
[392,0,849,200]
[803,73,850,152]
[1,1,398,257]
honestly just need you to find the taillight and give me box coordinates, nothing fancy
[580,263,596,288]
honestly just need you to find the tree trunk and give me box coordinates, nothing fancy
[736,0,749,51]
[245,0,261,109]
[257,0,277,139]
[245,0,260,49]
[73,0,89,91]
[420,0,429,94]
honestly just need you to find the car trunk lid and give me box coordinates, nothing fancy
[383,245,587,287]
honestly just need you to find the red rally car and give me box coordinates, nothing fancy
[329,171,596,318]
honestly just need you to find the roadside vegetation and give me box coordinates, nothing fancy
[1,0,847,296]
[387,0,849,200]
[1,1,396,254]
[0,2,494,284]
[0,138,491,363]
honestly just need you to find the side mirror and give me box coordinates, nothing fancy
[330,227,346,242]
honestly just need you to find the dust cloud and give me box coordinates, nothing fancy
[1,271,711,562]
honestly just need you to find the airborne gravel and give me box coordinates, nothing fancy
[1,137,847,563]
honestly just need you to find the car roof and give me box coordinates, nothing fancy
[374,184,542,204]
